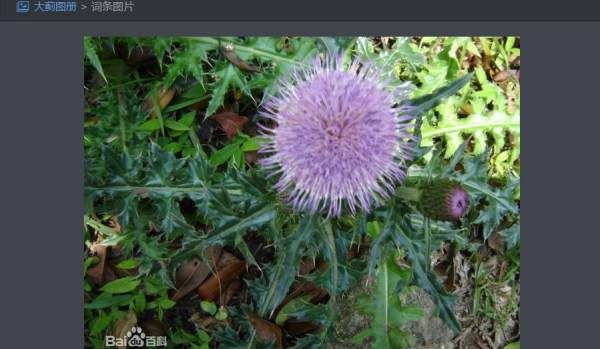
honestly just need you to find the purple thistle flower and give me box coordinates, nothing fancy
[258,55,416,217]
[447,186,469,220]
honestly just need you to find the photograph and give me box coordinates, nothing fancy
[83,36,521,349]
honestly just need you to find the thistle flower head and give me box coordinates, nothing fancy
[259,55,416,217]
[419,179,469,221]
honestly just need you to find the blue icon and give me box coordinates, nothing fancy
[16,1,30,13]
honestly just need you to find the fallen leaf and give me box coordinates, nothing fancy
[145,87,176,118]
[221,43,260,73]
[189,312,219,330]
[216,250,238,266]
[171,246,222,301]
[493,69,518,82]
[112,309,137,349]
[197,259,246,301]
[271,280,328,321]
[220,279,241,306]
[108,216,121,234]
[212,112,248,139]
[141,319,167,337]
[247,312,283,349]
[298,257,317,275]
[86,245,116,286]
[283,319,320,336]
[488,231,506,254]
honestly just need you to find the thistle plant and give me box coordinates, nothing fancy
[259,55,416,217]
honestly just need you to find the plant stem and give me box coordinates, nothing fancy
[424,217,431,273]
[151,86,165,137]
[420,113,520,139]
[189,37,306,67]
[323,221,338,305]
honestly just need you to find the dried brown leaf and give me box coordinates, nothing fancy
[171,246,222,301]
[141,319,167,337]
[189,312,219,331]
[271,281,328,321]
[86,245,116,286]
[282,320,320,336]
[221,44,260,72]
[488,231,506,254]
[212,112,248,139]
[298,257,317,275]
[112,309,137,349]
[197,259,247,301]
[220,279,241,306]
[247,312,283,349]
[145,87,176,118]
[493,69,519,83]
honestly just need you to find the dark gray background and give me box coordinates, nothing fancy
[0,21,597,348]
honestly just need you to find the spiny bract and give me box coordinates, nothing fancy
[259,55,416,217]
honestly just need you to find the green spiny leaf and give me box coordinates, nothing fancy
[393,221,461,333]
[421,107,520,159]
[353,254,421,348]
[205,64,249,118]
[406,72,473,116]
[84,37,107,83]
[258,215,317,318]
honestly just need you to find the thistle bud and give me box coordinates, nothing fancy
[419,179,469,221]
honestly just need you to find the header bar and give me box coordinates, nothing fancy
[2,0,600,21]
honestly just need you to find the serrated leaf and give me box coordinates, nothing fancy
[355,37,376,59]
[406,72,473,116]
[205,64,248,118]
[367,206,397,278]
[393,37,426,65]
[421,109,520,159]
[470,177,519,239]
[84,37,107,83]
[354,254,420,348]
[258,215,317,318]
[393,224,461,333]
[501,222,520,249]
[204,198,276,246]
